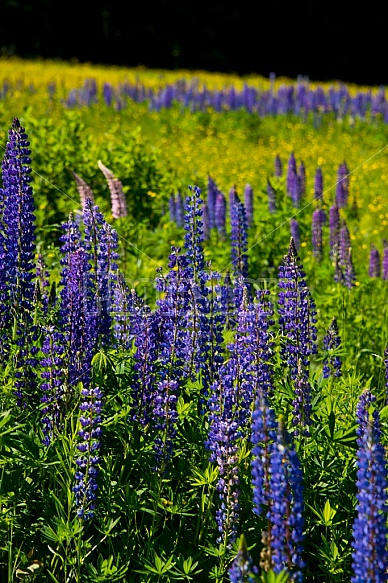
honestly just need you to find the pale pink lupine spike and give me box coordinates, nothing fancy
[98,160,128,219]
[71,170,94,208]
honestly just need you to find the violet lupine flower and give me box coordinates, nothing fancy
[267,179,276,214]
[292,362,312,437]
[322,317,342,378]
[103,82,113,106]
[111,273,134,349]
[268,417,305,582]
[1,118,38,405]
[312,208,324,261]
[314,167,324,201]
[369,244,381,277]
[229,184,238,211]
[251,394,277,517]
[71,170,94,208]
[175,191,185,227]
[207,174,218,228]
[339,220,356,288]
[98,160,128,218]
[228,535,258,583]
[290,219,301,251]
[156,247,191,385]
[329,204,340,259]
[168,193,176,223]
[202,202,210,240]
[153,379,179,474]
[220,271,235,329]
[335,162,350,208]
[215,191,227,239]
[40,328,66,445]
[59,220,95,390]
[286,152,297,197]
[244,184,254,227]
[206,376,241,546]
[274,154,283,177]
[278,238,318,379]
[383,240,388,280]
[351,389,388,583]
[73,386,103,520]
[230,195,248,278]
[83,199,120,346]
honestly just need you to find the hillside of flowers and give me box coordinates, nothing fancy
[1,58,388,583]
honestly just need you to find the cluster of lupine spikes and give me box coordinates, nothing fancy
[2,119,388,580]
[56,75,388,123]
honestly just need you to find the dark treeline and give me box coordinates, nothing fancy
[0,0,385,86]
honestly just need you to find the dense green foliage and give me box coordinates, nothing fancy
[1,60,388,582]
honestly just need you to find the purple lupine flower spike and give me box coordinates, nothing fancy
[314,167,324,201]
[71,170,94,208]
[278,238,317,379]
[202,202,210,240]
[290,218,301,251]
[40,327,66,445]
[286,152,297,197]
[229,184,238,211]
[98,160,127,218]
[351,389,388,582]
[339,219,356,287]
[215,191,227,239]
[228,535,258,583]
[1,118,38,405]
[383,240,388,280]
[267,416,305,581]
[153,379,179,474]
[323,317,342,378]
[230,195,248,278]
[274,154,283,177]
[267,179,276,213]
[244,183,254,227]
[369,244,381,277]
[335,162,350,208]
[168,193,176,223]
[251,394,277,517]
[175,191,184,227]
[73,386,103,519]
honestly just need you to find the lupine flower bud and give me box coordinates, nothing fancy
[71,170,94,208]
[98,160,128,218]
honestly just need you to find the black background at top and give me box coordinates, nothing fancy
[0,0,385,86]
